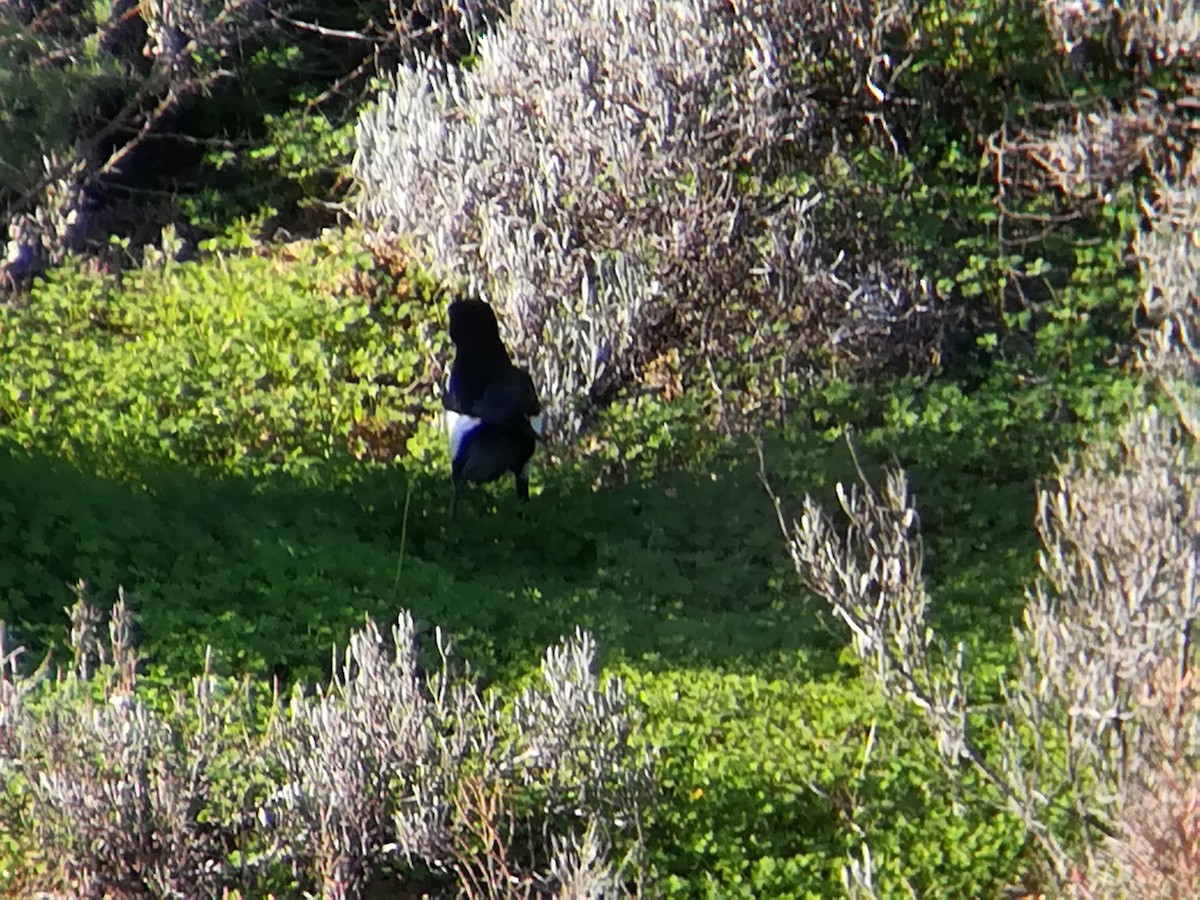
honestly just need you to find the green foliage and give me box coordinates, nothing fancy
[253,108,357,195]
[635,670,1026,896]
[906,0,1056,100]
[812,0,1146,352]
[0,229,441,475]
[187,105,359,233]
[0,450,421,683]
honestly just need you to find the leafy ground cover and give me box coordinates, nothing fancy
[0,223,1141,892]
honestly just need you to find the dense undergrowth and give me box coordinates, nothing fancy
[2,0,1195,896]
[0,242,1140,892]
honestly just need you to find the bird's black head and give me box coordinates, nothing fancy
[448,299,506,352]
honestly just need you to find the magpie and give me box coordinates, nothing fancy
[442,299,544,516]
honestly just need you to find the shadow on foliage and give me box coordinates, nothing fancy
[1,381,1049,691]
[1,437,833,686]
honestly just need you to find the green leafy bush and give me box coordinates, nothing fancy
[1,229,441,475]
[633,668,1028,896]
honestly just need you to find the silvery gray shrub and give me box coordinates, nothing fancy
[0,596,652,898]
[1042,0,1200,63]
[778,154,1198,891]
[353,0,931,434]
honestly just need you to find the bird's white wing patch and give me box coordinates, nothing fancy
[444,409,482,461]
[530,414,545,436]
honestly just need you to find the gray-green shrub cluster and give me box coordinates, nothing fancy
[353,0,939,434]
[777,145,1199,893]
[783,404,1197,894]
[0,588,255,896]
[1043,0,1200,62]
[0,590,653,897]
[1137,155,1199,438]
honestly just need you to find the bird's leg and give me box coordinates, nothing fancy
[451,475,465,519]
[450,459,467,519]
[515,467,530,502]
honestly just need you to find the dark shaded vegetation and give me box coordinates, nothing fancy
[0,0,509,276]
